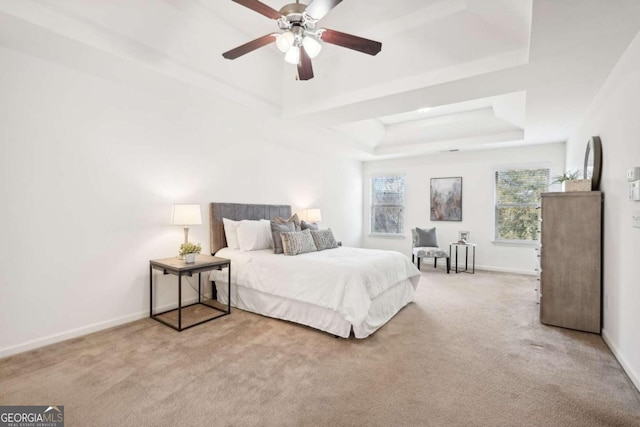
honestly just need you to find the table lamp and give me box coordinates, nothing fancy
[171,204,202,244]
[306,208,322,223]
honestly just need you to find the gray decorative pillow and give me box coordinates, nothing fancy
[274,214,302,231]
[270,220,295,254]
[280,229,318,256]
[301,220,320,231]
[415,227,438,247]
[310,229,338,251]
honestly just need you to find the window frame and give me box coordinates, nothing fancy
[369,174,406,237]
[493,165,550,245]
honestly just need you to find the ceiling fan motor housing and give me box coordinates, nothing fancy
[278,3,318,31]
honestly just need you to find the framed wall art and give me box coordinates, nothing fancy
[430,177,462,221]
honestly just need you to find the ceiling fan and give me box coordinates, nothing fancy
[222,0,382,81]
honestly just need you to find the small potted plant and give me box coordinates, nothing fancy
[552,170,591,192]
[179,242,201,264]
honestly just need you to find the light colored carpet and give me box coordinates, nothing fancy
[1,269,639,426]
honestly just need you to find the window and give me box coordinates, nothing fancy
[494,167,550,242]
[370,176,405,234]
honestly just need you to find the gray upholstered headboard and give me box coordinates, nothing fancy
[209,203,292,255]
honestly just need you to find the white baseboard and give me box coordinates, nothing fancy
[475,264,537,276]
[602,329,640,392]
[0,295,211,359]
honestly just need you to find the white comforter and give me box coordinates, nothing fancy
[210,247,420,325]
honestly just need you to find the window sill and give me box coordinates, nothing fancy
[492,240,539,247]
[368,233,406,239]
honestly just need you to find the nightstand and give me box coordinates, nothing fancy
[149,255,230,331]
[449,243,476,274]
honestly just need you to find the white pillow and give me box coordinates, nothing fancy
[223,218,240,250]
[236,219,273,252]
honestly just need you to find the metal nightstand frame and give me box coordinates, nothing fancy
[149,255,231,331]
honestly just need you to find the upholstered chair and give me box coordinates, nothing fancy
[411,227,450,274]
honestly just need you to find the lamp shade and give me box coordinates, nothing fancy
[276,31,295,53]
[171,204,202,226]
[302,36,322,58]
[306,208,322,223]
[285,46,301,64]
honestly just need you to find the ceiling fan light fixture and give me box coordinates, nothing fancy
[276,31,295,53]
[285,45,301,64]
[302,36,322,58]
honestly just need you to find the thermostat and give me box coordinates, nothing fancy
[627,167,640,182]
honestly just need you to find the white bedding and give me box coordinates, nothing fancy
[210,247,421,333]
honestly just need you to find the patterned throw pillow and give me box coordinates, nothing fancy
[280,229,317,256]
[273,213,302,231]
[310,229,338,251]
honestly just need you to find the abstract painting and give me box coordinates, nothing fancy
[430,177,462,221]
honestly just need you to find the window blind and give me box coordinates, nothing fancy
[371,176,405,234]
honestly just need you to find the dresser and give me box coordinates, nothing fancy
[539,191,602,333]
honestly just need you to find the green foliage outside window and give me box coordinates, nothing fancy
[495,168,549,241]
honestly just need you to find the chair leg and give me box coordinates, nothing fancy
[434,258,437,268]
[417,257,421,270]
[446,257,450,274]
[412,254,415,263]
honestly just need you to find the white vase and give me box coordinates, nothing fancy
[184,253,197,263]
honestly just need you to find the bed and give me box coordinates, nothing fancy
[208,203,421,338]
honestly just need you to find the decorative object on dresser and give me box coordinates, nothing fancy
[171,204,203,244]
[411,227,450,273]
[539,191,602,333]
[584,136,602,191]
[552,170,591,192]
[430,177,462,221]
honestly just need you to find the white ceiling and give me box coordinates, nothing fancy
[1,0,640,160]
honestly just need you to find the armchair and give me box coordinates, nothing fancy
[411,227,450,274]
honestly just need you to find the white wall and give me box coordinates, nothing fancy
[0,46,362,357]
[362,144,565,274]
[565,30,640,390]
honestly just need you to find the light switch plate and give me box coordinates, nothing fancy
[633,211,640,228]
[631,181,640,201]
[628,167,640,182]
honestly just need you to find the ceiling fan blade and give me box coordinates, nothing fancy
[305,0,343,20]
[222,34,276,59]
[232,0,282,20]
[319,28,382,56]
[297,46,314,81]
